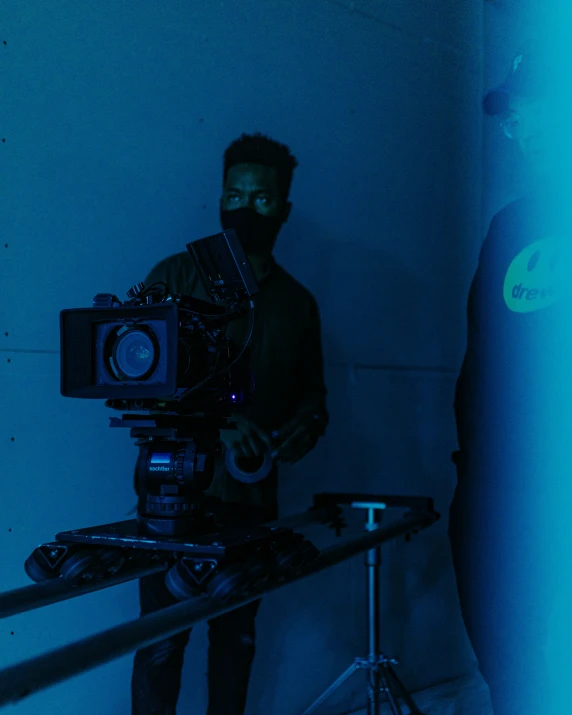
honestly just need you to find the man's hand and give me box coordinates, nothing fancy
[220,415,272,458]
[271,413,321,465]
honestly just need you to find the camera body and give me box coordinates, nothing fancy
[60,229,259,415]
[61,296,254,417]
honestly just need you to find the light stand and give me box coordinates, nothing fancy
[302,500,425,715]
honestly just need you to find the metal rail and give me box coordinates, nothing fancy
[0,563,169,620]
[0,510,435,708]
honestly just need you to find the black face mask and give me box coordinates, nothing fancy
[220,207,284,255]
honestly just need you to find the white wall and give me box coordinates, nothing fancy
[1,1,486,713]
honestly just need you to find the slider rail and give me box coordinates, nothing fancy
[0,506,437,708]
[0,562,169,620]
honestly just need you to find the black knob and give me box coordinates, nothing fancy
[127,282,145,299]
[174,449,186,482]
[93,293,121,308]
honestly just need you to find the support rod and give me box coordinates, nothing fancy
[0,563,168,620]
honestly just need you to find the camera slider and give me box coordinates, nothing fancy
[24,517,319,603]
[0,493,439,709]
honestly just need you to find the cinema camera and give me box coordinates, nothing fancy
[24,230,323,602]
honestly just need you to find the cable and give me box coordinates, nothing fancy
[140,281,169,298]
[176,299,255,403]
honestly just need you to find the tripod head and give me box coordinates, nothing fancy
[110,412,227,536]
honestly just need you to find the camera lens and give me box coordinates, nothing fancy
[111,328,157,380]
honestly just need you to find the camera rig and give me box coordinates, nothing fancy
[59,229,262,536]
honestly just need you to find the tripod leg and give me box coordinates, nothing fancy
[377,664,403,715]
[382,664,425,715]
[367,662,383,715]
[301,661,361,715]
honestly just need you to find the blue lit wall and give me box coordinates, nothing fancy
[1,2,487,714]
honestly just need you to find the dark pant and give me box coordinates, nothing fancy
[448,468,554,715]
[131,572,261,715]
[131,500,275,715]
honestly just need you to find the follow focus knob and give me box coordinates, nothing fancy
[127,282,145,299]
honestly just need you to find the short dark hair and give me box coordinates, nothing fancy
[223,132,299,202]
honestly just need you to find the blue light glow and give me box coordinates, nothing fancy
[531,7,572,711]
[149,453,171,464]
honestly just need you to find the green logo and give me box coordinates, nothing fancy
[503,238,561,313]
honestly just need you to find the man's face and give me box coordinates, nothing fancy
[220,163,291,257]
[506,95,551,171]
[504,93,572,180]
[221,164,288,218]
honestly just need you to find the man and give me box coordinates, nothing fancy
[449,39,571,715]
[131,133,329,715]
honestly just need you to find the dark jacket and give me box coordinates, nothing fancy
[454,192,567,484]
[145,251,329,509]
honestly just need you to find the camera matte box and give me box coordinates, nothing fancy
[60,303,180,399]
